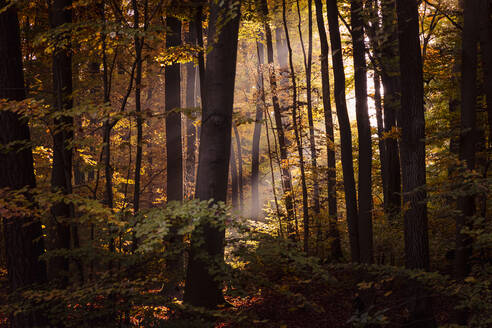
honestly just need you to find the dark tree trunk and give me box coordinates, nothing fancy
[183,0,241,309]
[374,73,388,207]
[395,0,435,326]
[165,15,183,203]
[380,0,401,217]
[480,0,492,169]
[300,0,321,215]
[260,0,296,237]
[314,0,342,260]
[185,23,197,199]
[326,0,360,262]
[351,0,373,264]
[455,0,480,283]
[50,0,73,284]
[251,38,265,220]
[0,3,47,326]
[287,0,310,253]
[233,125,244,213]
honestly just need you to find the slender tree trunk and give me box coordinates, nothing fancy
[50,0,73,284]
[395,0,435,326]
[251,38,264,219]
[230,142,239,209]
[286,0,310,253]
[351,0,373,264]
[314,0,342,260]
[374,73,387,206]
[455,0,480,283]
[185,23,197,199]
[233,125,244,213]
[380,0,401,217]
[260,0,296,237]
[184,0,241,309]
[326,0,360,262]
[165,15,183,203]
[0,3,47,326]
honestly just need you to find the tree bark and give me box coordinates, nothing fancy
[395,0,435,325]
[233,124,244,213]
[314,0,342,260]
[251,38,265,219]
[380,0,401,217]
[50,0,73,285]
[165,15,183,203]
[185,22,197,199]
[326,0,360,262]
[351,0,374,264]
[184,0,241,309]
[0,2,47,326]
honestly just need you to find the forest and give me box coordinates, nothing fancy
[0,0,491,327]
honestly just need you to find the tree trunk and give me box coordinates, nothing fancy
[251,38,265,219]
[230,142,239,209]
[233,125,244,213]
[455,0,480,283]
[286,0,310,253]
[395,0,435,326]
[351,0,373,264]
[380,0,401,217]
[314,0,342,260]
[50,0,73,285]
[326,0,360,262]
[185,23,197,199]
[0,3,48,326]
[374,73,388,209]
[165,15,183,203]
[260,0,296,237]
[184,0,241,309]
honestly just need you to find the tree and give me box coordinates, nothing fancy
[326,0,360,262]
[0,1,47,326]
[184,0,242,308]
[395,0,435,325]
[351,0,373,264]
[313,0,342,259]
[50,0,73,284]
[165,13,183,203]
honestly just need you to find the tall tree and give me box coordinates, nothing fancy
[313,0,342,259]
[455,0,480,282]
[184,0,241,308]
[50,0,73,284]
[233,124,244,213]
[0,1,47,326]
[380,0,401,216]
[326,0,360,262]
[185,22,198,199]
[395,0,435,326]
[251,36,265,220]
[166,13,183,203]
[351,0,373,263]
[259,0,296,237]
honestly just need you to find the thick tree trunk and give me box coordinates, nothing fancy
[165,15,183,203]
[0,3,47,326]
[251,39,264,219]
[260,0,296,237]
[455,0,480,283]
[326,0,360,262]
[380,0,401,217]
[351,0,373,264]
[314,0,342,260]
[395,0,435,326]
[184,0,241,309]
[50,0,73,285]
[287,0,310,253]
